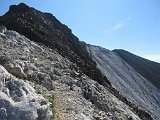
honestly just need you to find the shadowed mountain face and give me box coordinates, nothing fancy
[0,3,110,86]
[113,49,160,89]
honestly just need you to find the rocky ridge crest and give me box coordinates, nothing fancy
[0,3,154,120]
[87,45,160,120]
[0,26,152,120]
[0,3,110,87]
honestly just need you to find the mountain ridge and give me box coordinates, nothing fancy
[86,45,160,120]
[0,3,158,120]
[0,25,152,120]
[0,3,111,87]
[113,49,160,89]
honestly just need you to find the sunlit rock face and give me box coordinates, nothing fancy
[0,65,51,120]
[0,26,145,120]
[87,45,160,120]
[0,26,51,120]
[113,49,160,90]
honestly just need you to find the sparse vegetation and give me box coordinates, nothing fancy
[36,86,47,94]
[36,86,56,120]
[48,95,56,120]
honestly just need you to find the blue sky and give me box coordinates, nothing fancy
[1,0,160,62]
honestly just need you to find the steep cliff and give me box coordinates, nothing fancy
[114,49,160,89]
[87,45,160,120]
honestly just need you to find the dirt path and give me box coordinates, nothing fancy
[54,95,69,120]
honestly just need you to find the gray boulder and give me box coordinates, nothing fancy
[0,65,51,120]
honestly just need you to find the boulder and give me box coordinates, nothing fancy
[0,65,51,120]
[4,63,26,78]
[0,26,7,33]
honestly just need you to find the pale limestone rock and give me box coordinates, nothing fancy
[0,65,51,120]
[4,64,26,78]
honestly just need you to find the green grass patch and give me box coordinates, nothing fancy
[48,95,56,120]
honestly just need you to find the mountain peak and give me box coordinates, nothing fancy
[0,3,111,87]
[9,3,30,13]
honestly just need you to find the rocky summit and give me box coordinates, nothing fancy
[0,3,159,120]
[0,3,110,87]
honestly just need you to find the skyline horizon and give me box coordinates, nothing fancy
[1,1,160,63]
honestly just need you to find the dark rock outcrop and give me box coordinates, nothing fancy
[0,3,110,87]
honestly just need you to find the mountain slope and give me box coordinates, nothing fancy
[113,49,160,89]
[0,3,110,86]
[0,3,155,120]
[87,45,160,120]
[0,26,148,120]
